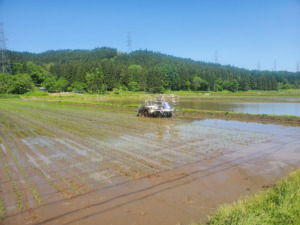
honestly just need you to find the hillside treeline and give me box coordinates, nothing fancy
[1,47,299,94]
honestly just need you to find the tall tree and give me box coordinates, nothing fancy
[0,73,12,94]
[86,66,104,93]
[8,73,34,94]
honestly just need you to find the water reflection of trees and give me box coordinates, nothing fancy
[150,118,178,142]
[152,118,204,142]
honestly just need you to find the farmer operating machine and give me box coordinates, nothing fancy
[137,95,176,117]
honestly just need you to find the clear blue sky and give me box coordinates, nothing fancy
[1,0,299,72]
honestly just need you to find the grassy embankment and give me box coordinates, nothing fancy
[167,89,300,98]
[14,89,300,102]
[18,88,300,99]
[196,169,300,225]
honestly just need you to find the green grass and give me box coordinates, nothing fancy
[0,197,4,220]
[98,89,300,98]
[0,94,20,99]
[166,89,300,98]
[198,169,300,225]
[22,91,49,96]
[13,88,300,102]
[2,88,300,100]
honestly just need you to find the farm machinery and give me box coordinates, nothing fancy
[137,95,176,117]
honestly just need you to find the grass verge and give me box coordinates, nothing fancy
[197,169,300,225]
[0,94,20,99]
[165,89,300,98]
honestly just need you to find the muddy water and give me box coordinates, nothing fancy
[0,101,300,225]
[102,98,300,116]
[179,101,300,116]
[37,118,300,225]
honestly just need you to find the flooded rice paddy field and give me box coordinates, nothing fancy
[99,98,300,116]
[0,100,299,225]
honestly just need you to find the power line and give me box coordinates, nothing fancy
[0,23,11,74]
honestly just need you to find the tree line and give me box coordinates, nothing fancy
[0,47,299,94]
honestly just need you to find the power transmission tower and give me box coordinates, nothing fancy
[257,62,261,71]
[0,23,11,74]
[126,32,132,53]
[214,51,219,64]
[273,59,277,71]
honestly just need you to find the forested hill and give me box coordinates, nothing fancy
[3,47,300,94]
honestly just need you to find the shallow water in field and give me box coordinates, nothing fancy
[101,98,300,116]
[179,100,300,116]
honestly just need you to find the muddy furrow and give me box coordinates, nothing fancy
[0,107,129,189]
[0,137,39,224]
[0,147,21,225]
[0,106,158,178]
[0,110,88,199]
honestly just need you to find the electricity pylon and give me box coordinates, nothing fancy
[0,23,11,74]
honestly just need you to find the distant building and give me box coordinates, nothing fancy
[74,89,83,94]
[39,87,47,92]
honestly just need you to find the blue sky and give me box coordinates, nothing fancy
[1,0,299,72]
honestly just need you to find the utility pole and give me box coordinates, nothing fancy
[126,32,132,53]
[0,23,11,74]
[297,61,299,73]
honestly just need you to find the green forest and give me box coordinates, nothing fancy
[1,47,300,94]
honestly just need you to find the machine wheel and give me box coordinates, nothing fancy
[143,109,150,117]
[152,111,160,117]
[165,112,171,117]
